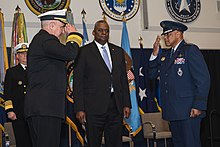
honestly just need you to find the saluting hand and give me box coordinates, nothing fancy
[64,23,77,35]
[7,111,17,120]
[152,35,161,56]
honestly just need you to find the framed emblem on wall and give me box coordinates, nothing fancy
[25,0,70,15]
[166,0,201,23]
[99,0,140,21]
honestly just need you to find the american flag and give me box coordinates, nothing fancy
[127,69,135,81]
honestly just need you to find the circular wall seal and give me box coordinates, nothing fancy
[25,0,70,15]
[99,0,140,21]
[166,0,201,23]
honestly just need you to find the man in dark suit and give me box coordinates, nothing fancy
[74,20,131,147]
[24,9,83,147]
[149,20,210,147]
[4,43,32,147]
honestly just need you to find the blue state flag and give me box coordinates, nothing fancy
[138,41,158,113]
[82,17,89,46]
[121,21,141,136]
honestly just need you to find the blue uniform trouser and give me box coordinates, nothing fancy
[170,118,202,147]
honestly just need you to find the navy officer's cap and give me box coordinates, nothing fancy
[160,20,188,35]
[14,43,29,54]
[38,9,67,24]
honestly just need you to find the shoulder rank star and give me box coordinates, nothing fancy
[161,57,166,61]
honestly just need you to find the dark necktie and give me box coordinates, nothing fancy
[170,48,174,58]
[101,46,112,71]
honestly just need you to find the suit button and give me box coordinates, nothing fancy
[165,73,168,76]
[164,82,167,85]
[165,90,168,93]
[24,85,26,88]
[24,91,27,94]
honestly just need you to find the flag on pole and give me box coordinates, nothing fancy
[0,9,9,85]
[153,48,162,112]
[0,9,8,144]
[64,61,85,146]
[59,9,85,147]
[81,9,89,46]
[10,6,28,67]
[121,21,141,136]
[137,38,158,113]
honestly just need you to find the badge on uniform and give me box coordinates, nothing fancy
[161,56,166,62]
[174,57,185,64]
[177,68,183,76]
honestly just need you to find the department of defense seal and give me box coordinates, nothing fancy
[25,0,70,15]
[99,0,140,21]
[166,0,201,23]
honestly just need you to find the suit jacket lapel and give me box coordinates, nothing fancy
[108,43,116,72]
[91,41,112,72]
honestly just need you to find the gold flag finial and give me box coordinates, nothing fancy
[81,9,86,19]
[121,11,126,22]
[67,7,72,12]
[102,11,107,22]
[138,35,143,45]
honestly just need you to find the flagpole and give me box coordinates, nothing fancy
[68,124,72,147]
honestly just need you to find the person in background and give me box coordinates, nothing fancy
[74,20,131,147]
[24,9,83,147]
[148,20,210,147]
[4,43,32,147]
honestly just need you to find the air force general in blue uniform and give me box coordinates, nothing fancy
[148,20,210,147]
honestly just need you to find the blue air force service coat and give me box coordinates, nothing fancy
[149,40,210,121]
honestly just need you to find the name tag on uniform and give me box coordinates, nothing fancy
[174,58,185,64]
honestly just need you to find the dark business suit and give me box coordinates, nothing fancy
[149,40,210,147]
[24,29,81,147]
[4,63,32,147]
[74,41,131,147]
